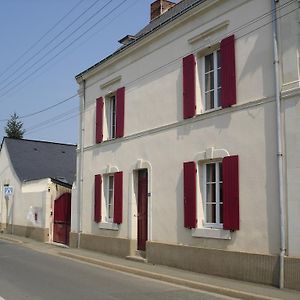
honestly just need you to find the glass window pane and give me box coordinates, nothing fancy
[205,72,214,92]
[206,164,216,182]
[220,204,223,224]
[219,163,222,181]
[217,88,221,107]
[206,183,216,203]
[205,91,214,110]
[206,204,216,223]
[217,68,221,88]
[109,176,114,189]
[108,203,113,219]
[205,53,214,72]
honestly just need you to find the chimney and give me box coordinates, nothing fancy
[150,0,176,21]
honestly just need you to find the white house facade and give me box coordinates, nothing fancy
[72,0,300,290]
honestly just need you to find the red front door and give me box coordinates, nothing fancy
[137,169,148,251]
[53,193,71,245]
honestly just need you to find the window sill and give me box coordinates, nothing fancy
[98,222,119,231]
[199,107,222,115]
[192,227,231,240]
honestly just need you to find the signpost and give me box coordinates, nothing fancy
[4,186,13,197]
[3,186,14,234]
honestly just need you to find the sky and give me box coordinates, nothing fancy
[0,0,155,145]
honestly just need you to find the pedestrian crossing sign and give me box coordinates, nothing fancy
[4,186,13,196]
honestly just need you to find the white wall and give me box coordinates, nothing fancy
[77,0,300,256]
[0,143,22,227]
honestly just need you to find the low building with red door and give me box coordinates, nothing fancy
[72,0,300,290]
[0,137,76,245]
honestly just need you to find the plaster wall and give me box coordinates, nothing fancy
[81,99,280,255]
[0,143,22,228]
[77,0,300,257]
[284,93,300,257]
[82,0,276,148]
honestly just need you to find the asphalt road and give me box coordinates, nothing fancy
[0,240,237,300]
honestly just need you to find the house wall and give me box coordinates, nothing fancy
[74,0,300,287]
[0,143,22,230]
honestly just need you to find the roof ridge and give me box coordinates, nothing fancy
[3,137,76,147]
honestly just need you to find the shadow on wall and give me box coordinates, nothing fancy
[263,102,280,256]
[238,29,274,100]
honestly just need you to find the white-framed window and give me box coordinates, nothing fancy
[203,49,221,111]
[104,174,114,223]
[203,161,223,228]
[106,94,116,139]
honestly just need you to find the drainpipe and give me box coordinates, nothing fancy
[271,0,286,289]
[77,78,86,248]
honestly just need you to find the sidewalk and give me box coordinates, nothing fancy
[1,233,300,300]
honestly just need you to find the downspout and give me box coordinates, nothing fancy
[77,78,86,248]
[271,0,286,289]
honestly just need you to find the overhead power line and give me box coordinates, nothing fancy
[0,0,128,100]
[0,0,83,82]
[0,0,107,93]
[2,0,296,136]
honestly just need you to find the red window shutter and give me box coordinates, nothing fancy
[222,155,239,230]
[182,54,196,119]
[94,174,102,223]
[220,35,236,108]
[116,87,125,138]
[183,161,197,228]
[95,97,104,143]
[113,171,123,224]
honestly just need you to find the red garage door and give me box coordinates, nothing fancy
[53,193,71,245]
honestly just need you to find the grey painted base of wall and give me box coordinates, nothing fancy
[70,232,136,257]
[69,232,79,248]
[146,241,300,291]
[2,224,49,242]
[285,256,300,291]
[67,234,300,291]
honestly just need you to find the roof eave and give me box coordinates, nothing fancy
[75,0,212,83]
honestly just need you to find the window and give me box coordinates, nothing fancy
[182,35,236,119]
[203,161,223,227]
[95,87,125,143]
[105,175,114,222]
[183,154,239,232]
[204,50,221,111]
[94,171,123,225]
[106,95,116,140]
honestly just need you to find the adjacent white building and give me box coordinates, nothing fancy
[0,138,76,245]
[72,0,300,290]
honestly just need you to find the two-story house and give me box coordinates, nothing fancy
[72,0,300,290]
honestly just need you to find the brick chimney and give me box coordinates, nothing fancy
[150,0,176,21]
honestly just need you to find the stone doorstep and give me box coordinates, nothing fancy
[126,250,147,263]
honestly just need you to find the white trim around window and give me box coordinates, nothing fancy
[203,161,223,228]
[105,94,116,140]
[100,173,115,224]
[191,148,231,240]
[201,49,221,112]
[98,222,119,231]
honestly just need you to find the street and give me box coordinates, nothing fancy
[0,240,236,300]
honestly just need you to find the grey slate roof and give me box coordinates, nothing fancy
[135,0,205,38]
[75,0,205,80]
[3,138,76,186]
